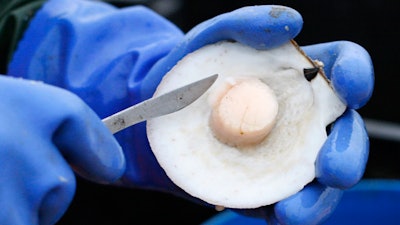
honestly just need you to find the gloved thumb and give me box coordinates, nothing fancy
[2,76,127,184]
[51,93,126,184]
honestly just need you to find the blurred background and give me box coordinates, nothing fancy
[56,0,400,224]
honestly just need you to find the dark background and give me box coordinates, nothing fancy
[57,0,400,224]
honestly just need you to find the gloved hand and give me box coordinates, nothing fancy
[8,0,185,192]
[259,42,374,225]
[142,7,374,225]
[7,0,374,224]
[0,76,125,225]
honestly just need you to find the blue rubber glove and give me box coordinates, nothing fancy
[8,0,185,192]
[7,0,374,224]
[0,76,125,225]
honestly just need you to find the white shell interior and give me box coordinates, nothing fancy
[146,41,346,209]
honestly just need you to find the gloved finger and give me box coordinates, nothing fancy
[181,5,303,51]
[50,89,126,184]
[1,130,76,225]
[302,41,374,109]
[316,109,369,189]
[30,149,76,225]
[272,181,343,225]
[1,76,126,184]
[141,5,303,99]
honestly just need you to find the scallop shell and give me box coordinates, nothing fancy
[146,40,346,209]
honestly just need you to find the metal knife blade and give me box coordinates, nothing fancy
[102,74,218,134]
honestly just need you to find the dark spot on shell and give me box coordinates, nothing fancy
[303,67,319,81]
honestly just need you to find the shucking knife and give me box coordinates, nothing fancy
[102,74,218,134]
